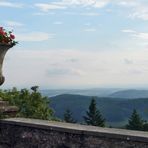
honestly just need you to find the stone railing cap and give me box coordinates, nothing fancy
[1,118,148,143]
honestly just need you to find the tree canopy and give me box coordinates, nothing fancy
[126,109,144,131]
[83,98,105,127]
[64,109,76,123]
[0,87,53,120]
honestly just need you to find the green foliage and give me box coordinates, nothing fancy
[0,87,53,120]
[64,109,76,123]
[31,86,39,92]
[83,98,105,127]
[50,94,148,127]
[0,112,5,119]
[143,122,148,131]
[126,109,144,131]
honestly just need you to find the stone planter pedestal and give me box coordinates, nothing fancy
[0,43,18,118]
[0,43,13,85]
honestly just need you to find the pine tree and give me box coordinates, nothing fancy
[126,109,144,131]
[64,109,76,123]
[83,98,105,127]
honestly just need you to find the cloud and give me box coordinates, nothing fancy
[35,0,110,12]
[16,32,55,42]
[46,68,84,76]
[55,0,110,8]
[117,0,138,7]
[122,29,148,41]
[0,1,23,8]
[53,21,63,25]
[4,48,148,88]
[34,0,148,21]
[47,68,70,76]
[117,0,148,21]
[133,32,148,40]
[5,21,24,27]
[80,12,100,16]
[35,3,66,12]
[122,29,136,33]
[130,8,148,21]
[94,0,110,8]
[66,58,79,63]
[32,12,55,16]
[84,28,96,32]
[123,58,133,65]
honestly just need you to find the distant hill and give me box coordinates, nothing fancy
[40,88,119,97]
[50,94,148,127]
[40,88,148,99]
[109,89,148,99]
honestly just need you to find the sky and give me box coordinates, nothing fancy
[1,0,148,89]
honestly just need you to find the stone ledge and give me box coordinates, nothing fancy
[1,118,148,143]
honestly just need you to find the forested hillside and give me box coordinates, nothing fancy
[50,94,148,127]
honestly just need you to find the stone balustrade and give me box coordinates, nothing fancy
[0,118,148,148]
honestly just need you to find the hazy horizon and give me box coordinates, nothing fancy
[40,85,148,90]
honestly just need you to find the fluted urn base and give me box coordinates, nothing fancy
[0,43,13,85]
[0,76,4,85]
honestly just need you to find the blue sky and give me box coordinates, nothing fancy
[1,0,148,89]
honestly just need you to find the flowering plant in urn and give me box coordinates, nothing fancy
[0,27,17,85]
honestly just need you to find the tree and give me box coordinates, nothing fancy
[0,86,53,120]
[31,86,39,92]
[143,122,148,131]
[64,109,76,123]
[83,98,105,127]
[126,109,144,131]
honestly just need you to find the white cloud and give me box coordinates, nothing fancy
[53,21,63,25]
[61,0,110,8]
[133,32,148,40]
[4,48,148,88]
[35,3,66,12]
[129,5,148,20]
[16,32,55,42]
[122,29,148,41]
[33,12,55,16]
[35,0,110,12]
[117,0,138,7]
[46,68,84,76]
[95,0,110,8]
[5,21,24,27]
[122,29,137,33]
[84,28,96,32]
[0,1,23,8]
[80,12,100,16]
[34,0,148,21]
[116,0,148,21]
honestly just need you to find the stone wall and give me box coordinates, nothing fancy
[0,118,148,148]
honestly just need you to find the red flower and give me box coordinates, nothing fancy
[0,31,5,36]
[0,26,17,45]
[0,27,3,31]
[10,34,15,39]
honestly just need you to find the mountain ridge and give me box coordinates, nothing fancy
[109,89,148,99]
[41,88,148,99]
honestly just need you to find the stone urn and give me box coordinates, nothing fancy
[0,43,18,117]
[0,43,13,85]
